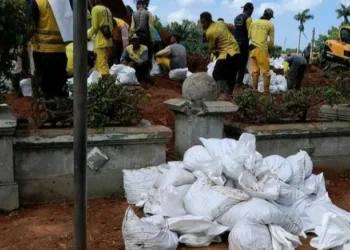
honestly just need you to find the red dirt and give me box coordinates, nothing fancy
[0,168,349,250]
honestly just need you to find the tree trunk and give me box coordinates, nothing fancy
[297,30,301,55]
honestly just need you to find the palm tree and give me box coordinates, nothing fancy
[336,4,350,24]
[294,9,314,54]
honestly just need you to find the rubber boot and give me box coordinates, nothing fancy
[252,75,259,90]
[263,74,271,94]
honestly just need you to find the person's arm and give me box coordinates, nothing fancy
[139,49,149,64]
[248,23,252,40]
[121,24,129,49]
[246,17,252,31]
[87,7,99,39]
[120,50,129,64]
[155,46,171,57]
[129,16,135,37]
[268,24,275,49]
[30,0,40,27]
[148,12,155,42]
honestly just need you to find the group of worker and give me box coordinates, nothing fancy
[200,2,309,99]
[27,0,187,98]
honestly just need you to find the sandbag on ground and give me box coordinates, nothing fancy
[123,167,161,204]
[218,198,302,235]
[229,219,273,250]
[122,207,179,250]
[269,224,302,250]
[153,166,196,189]
[184,175,249,219]
[261,155,293,183]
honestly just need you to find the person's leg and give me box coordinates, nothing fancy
[155,57,170,71]
[33,52,51,97]
[11,73,21,95]
[227,54,239,93]
[250,49,260,90]
[134,62,150,81]
[95,48,110,76]
[213,59,229,93]
[287,64,299,90]
[256,48,271,93]
[237,43,249,86]
[295,65,307,89]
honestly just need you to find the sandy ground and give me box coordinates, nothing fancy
[0,168,349,250]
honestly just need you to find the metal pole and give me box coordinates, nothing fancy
[310,28,315,64]
[73,0,88,248]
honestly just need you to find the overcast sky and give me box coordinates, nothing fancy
[123,0,349,49]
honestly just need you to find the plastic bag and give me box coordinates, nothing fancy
[310,213,350,250]
[238,171,280,200]
[218,198,302,234]
[229,220,273,250]
[183,145,213,172]
[184,175,249,219]
[143,187,187,217]
[287,152,306,186]
[109,64,139,85]
[207,60,217,77]
[122,207,179,250]
[167,215,213,234]
[269,224,302,250]
[150,60,162,76]
[153,166,196,189]
[87,70,102,84]
[179,234,221,247]
[262,155,293,182]
[169,68,188,80]
[123,167,160,204]
[20,78,32,97]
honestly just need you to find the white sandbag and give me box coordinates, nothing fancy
[150,59,162,76]
[310,213,350,250]
[153,166,195,189]
[299,174,319,195]
[122,207,179,250]
[143,187,187,217]
[276,75,288,92]
[262,155,293,182]
[229,220,273,250]
[167,215,213,234]
[179,234,221,247]
[184,175,249,219]
[87,70,102,84]
[218,198,302,234]
[141,215,166,229]
[168,161,186,169]
[243,73,252,86]
[123,167,160,204]
[238,171,280,200]
[169,68,188,80]
[186,70,192,78]
[287,152,306,186]
[109,64,139,85]
[270,84,280,94]
[174,184,192,197]
[304,193,350,231]
[269,224,302,250]
[276,181,305,206]
[20,78,32,97]
[183,145,213,171]
[299,150,313,178]
[207,60,217,77]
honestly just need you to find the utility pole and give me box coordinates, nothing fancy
[284,37,287,51]
[310,28,315,64]
[73,0,88,248]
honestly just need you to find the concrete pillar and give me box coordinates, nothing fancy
[164,73,238,158]
[0,104,19,210]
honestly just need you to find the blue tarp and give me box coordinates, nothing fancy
[154,28,161,41]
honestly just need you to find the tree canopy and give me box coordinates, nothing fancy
[336,4,350,24]
[294,9,314,33]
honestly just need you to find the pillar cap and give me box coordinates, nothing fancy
[0,104,17,134]
[182,73,217,102]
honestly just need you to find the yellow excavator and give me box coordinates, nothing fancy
[323,25,350,66]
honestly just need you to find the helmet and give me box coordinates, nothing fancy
[264,8,274,18]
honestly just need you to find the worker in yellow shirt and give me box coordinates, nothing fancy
[111,18,129,65]
[87,0,113,76]
[30,0,69,98]
[234,2,254,87]
[200,12,240,100]
[249,8,275,93]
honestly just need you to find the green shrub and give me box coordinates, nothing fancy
[0,0,34,87]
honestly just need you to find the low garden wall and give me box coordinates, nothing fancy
[0,105,171,210]
[225,121,350,169]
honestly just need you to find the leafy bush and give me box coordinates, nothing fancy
[0,0,34,85]
[235,87,343,123]
[34,76,150,128]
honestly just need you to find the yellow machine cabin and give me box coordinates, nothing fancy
[324,25,350,66]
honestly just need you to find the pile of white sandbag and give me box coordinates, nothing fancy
[122,133,350,250]
[270,57,285,69]
[243,71,288,93]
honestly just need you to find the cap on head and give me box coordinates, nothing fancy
[264,8,274,18]
[137,0,144,5]
[242,2,254,10]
